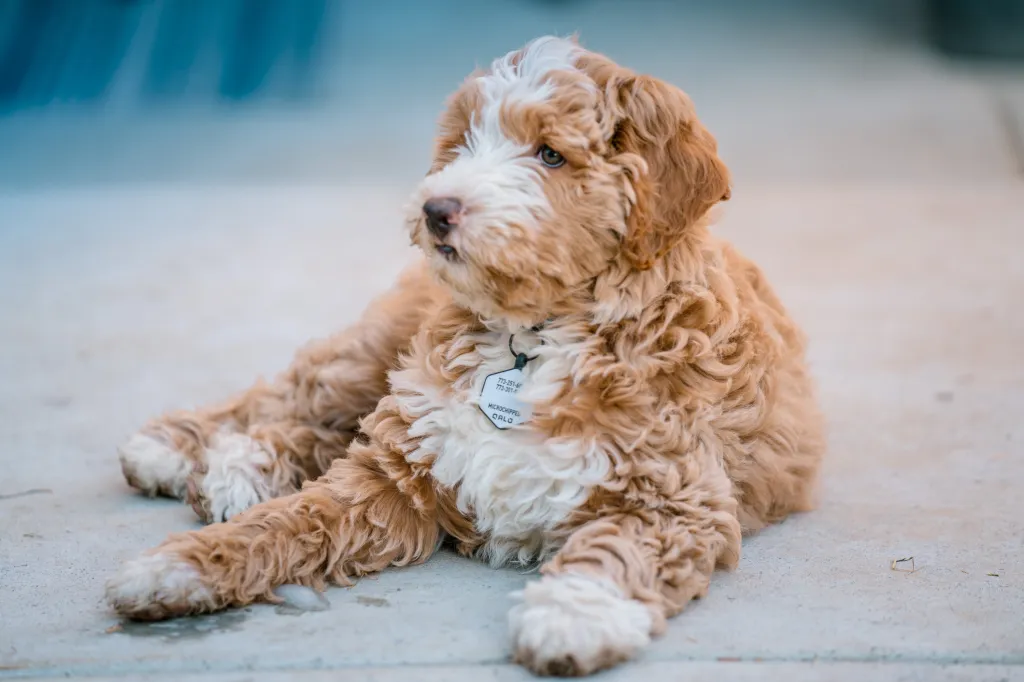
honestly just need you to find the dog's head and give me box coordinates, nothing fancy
[406,36,730,328]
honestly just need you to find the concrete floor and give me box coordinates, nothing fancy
[1,2,1023,680]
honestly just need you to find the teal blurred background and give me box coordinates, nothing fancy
[0,0,1021,188]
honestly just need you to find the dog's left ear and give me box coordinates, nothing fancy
[603,73,731,270]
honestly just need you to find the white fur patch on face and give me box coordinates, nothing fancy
[199,432,275,522]
[392,324,611,566]
[118,433,192,499]
[105,552,214,619]
[509,572,653,676]
[412,37,582,254]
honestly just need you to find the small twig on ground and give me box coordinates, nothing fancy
[890,556,917,573]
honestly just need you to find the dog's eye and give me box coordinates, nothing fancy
[537,145,565,168]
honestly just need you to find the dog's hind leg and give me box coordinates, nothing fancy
[106,419,444,620]
[118,259,445,522]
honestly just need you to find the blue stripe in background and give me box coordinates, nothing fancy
[0,0,329,111]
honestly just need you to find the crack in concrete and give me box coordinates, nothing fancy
[0,488,52,501]
[2,652,1022,679]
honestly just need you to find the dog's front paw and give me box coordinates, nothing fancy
[105,552,216,621]
[509,573,652,677]
[188,432,275,524]
[118,433,192,499]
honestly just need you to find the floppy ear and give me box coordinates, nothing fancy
[605,75,731,270]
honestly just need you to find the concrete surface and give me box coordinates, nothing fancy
[1,1,1023,680]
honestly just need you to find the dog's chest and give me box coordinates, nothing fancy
[392,330,610,563]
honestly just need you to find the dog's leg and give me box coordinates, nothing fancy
[118,259,444,522]
[106,432,442,620]
[509,462,742,676]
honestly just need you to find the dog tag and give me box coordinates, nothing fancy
[478,367,532,429]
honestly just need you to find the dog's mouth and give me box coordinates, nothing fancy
[435,243,459,262]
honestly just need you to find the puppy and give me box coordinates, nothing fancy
[108,36,824,677]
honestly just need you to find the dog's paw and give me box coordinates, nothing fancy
[509,573,652,677]
[188,432,274,524]
[106,552,215,621]
[118,433,192,499]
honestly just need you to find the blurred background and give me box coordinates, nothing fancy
[0,0,1022,189]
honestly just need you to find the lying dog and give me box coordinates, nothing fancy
[107,35,824,677]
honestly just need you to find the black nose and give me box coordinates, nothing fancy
[423,197,462,239]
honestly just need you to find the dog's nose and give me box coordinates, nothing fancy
[423,197,462,239]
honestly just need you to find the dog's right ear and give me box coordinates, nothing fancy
[579,56,731,271]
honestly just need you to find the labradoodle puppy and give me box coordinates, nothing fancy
[107,35,824,677]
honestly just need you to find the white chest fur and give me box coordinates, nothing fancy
[390,327,610,566]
